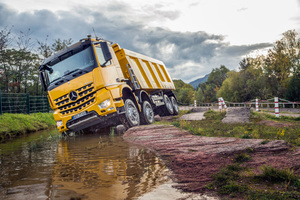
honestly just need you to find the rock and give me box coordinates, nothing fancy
[179,112,206,121]
[115,125,126,134]
[191,107,210,113]
[123,125,298,192]
[222,107,250,123]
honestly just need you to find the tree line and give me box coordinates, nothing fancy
[0,27,72,95]
[174,30,300,104]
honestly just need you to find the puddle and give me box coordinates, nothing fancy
[0,129,171,200]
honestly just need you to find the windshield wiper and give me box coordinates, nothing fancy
[64,69,81,76]
[50,77,63,84]
[64,68,88,77]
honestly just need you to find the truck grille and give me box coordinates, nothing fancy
[53,83,96,115]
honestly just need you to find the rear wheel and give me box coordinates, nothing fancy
[170,96,179,115]
[121,98,140,129]
[161,94,174,116]
[140,100,154,125]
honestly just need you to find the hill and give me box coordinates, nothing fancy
[189,74,209,89]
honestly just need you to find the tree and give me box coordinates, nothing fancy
[207,65,230,88]
[51,38,73,52]
[218,57,272,102]
[173,79,195,105]
[37,35,52,59]
[195,87,205,102]
[285,73,300,101]
[196,65,229,102]
[264,30,300,97]
[0,27,12,92]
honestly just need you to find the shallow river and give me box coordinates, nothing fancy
[0,129,170,200]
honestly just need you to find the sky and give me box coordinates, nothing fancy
[1,0,300,82]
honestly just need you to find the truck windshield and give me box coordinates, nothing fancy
[47,46,95,84]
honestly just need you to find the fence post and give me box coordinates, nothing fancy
[27,93,30,114]
[221,97,227,109]
[46,96,50,113]
[0,90,2,115]
[218,98,222,111]
[274,97,279,117]
[256,99,259,111]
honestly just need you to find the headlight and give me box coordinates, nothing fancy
[56,120,63,127]
[98,99,111,109]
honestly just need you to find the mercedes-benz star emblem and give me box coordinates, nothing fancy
[69,91,78,101]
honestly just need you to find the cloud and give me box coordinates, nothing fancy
[0,1,272,82]
[237,7,248,12]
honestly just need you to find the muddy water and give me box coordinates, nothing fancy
[0,129,170,200]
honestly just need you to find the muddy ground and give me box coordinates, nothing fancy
[123,125,300,193]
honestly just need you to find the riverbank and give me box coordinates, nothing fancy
[0,113,55,142]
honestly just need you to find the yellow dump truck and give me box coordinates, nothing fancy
[39,36,178,134]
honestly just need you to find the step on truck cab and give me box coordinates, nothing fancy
[39,36,179,134]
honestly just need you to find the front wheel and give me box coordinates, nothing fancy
[140,100,154,125]
[122,98,140,128]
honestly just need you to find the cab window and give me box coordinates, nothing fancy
[95,46,111,67]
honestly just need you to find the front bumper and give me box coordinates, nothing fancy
[65,108,124,133]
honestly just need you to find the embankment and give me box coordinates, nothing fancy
[0,113,55,142]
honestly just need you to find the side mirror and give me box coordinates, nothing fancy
[39,71,47,91]
[100,42,112,63]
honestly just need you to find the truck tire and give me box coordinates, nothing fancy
[162,94,174,116]
[122,98,140,128]
[140,100,154,125]
[170,96,179,115]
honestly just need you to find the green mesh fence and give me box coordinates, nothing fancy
[0,91,50,114]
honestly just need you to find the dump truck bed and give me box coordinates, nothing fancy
[113,44,175,91]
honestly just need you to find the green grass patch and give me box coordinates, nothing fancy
[257,165,300,187]
[235,153,251,163]
[207,154,300,199]
[0,113,55,142]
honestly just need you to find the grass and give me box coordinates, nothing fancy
[257,165,300,187]
[206,152,300,199]
[0,113,56,142]
[253,111,300,122]
[157,109,300,146]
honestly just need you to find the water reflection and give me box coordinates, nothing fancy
[0,129,170,200]
[0,128,60,200]
[51,133,170,200]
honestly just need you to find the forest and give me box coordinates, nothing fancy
[0,28,299,103]
[174,30,300,104]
